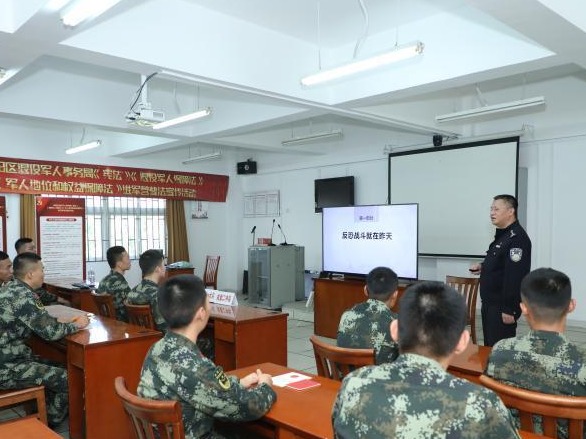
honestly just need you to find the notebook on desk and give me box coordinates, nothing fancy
[45,304,89,320]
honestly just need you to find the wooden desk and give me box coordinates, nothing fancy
[447,342,491,384]
[313,278,407,339]
[44,278,287,371]
[30,314,161,439]
[210,305,287,370]
[0,418,62,438]
[227,362,544,439]
[228,362,338,438]
[44,278,98,314]
[166,267,195,278]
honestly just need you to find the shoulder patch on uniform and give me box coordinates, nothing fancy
[214,369,231,390]
[510,248,523,262]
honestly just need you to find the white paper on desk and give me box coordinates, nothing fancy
[45,304,88,320]
[272,372,312,388]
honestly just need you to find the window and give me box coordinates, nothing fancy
[47,195,167,261]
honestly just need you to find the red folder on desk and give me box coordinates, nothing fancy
[286,379,321,391]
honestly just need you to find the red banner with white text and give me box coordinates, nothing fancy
[0,157,229,201]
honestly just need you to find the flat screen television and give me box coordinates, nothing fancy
[322,204,418,280]
[314,176,354,213]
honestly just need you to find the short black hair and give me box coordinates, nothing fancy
[521,268,572,324]
[493,194,518,217]
[366,266,398,300]
[158,275,207,329]
[106,246,127,268]
[0,251,9,261]
[139,249,164,277]
[15,237,34,253]
[398,281,466,358]
[13,252,42,280]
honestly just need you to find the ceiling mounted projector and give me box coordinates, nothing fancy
[125,103,165,127]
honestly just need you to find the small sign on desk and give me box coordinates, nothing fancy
[206,289,238,306]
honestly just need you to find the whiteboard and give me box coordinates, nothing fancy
[389,138,518,256]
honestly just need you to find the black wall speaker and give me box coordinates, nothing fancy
[237,160,257,174]
[433,134,443,147]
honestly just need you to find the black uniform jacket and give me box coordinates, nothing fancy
[479,220,531,317]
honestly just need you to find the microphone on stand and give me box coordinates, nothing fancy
[277,223,290,245]
[269,219,276,246]
[250,225,256,246]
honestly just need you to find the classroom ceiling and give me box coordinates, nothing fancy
[0,0,585,162]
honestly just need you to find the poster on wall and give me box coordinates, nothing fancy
[0,197,6,252]
[36,197,86,279]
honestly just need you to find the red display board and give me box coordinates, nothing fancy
[36,197,86,279]
[0,156,229,201]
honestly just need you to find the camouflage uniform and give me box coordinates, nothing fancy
[139,332,276,439]
[128,279,167,332]
[0,279,78,426]
[487,330,586,438]
[37,287,59,305]
[97,270,130,321]
[332,353,520,439]
[337,299,399,364]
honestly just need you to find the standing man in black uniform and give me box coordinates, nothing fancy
[470,194,531,347]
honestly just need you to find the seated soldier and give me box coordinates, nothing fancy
[486,267,586,437]
[0,251,13,287]
[138,275,276,438]
[337,266,399,363]
[14,237,59,305]
[0,252,89,428]
[332,281,520,439]
[97,245,131,321]
[128,249,167,331]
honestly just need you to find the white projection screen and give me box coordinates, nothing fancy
[389,137,519,257]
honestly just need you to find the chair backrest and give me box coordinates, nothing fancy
[91,291,116,318]
[0,386,48,425]
[479,375,586,438]
[125,302,156,330]
[445,275,480,344]
[114,376,185,439]
[204,255,220,290]
[309,334,375,381]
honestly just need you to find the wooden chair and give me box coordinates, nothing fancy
[0,386,48,425]
[479,375,586,438]
[114,376,185,439]
[125,303,156,330]
[446,276,480,344]
[309,334,375,381]
[91,291,116,318]
[203,255,220,290]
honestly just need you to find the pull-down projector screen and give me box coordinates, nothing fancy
[389,137,519,257]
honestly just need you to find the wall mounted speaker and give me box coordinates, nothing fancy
[433,134,443,147]
[237,160,257,174]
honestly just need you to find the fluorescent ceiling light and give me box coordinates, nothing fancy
[61,0,122,27]
[435,96,545,123]
[282,129,343,146]
[301,42,424,87]
[65,140,101,154]
[152,108,212,130]
[0,68,19,86]
[182,152,221,164]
